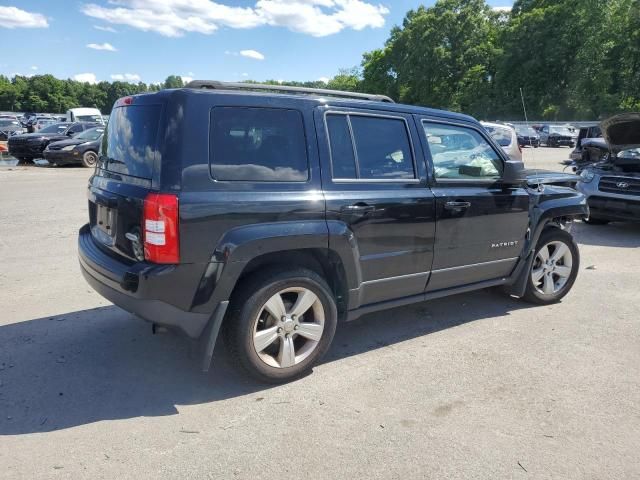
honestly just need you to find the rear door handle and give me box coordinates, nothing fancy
[444,201,471,210]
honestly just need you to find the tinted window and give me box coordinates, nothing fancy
[326,114,357,178]
[100,104,161,179]
[325,113,415,180]
[69,124,84,134]
[210,107,308,182]
[39,123,70,134]
[423,122,503,180]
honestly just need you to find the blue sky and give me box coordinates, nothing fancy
[1,0,513,85]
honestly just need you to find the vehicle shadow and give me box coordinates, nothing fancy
[573,221,640,248]
[0,290,531,435]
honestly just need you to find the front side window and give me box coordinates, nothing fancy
[423,122,503,180]
[210,107,308,182]
[326,113,415,180]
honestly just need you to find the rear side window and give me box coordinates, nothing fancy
[326,113,415,180]
[101,105,161,179]
[210,107,308,182]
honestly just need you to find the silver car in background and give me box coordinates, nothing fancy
[480,121,522,161]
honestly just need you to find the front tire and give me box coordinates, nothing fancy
[81,150,98,168]
[522,229,579,305]
[225,268,337,383]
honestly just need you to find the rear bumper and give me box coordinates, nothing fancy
[78,224,212,338]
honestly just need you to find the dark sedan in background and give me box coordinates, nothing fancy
[538,124,576,147]
[44,126,104,167]
[8,122,99,164]
[0,117,24,141]
[515,125,540,147]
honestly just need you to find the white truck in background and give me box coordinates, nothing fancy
[66,108,105,125]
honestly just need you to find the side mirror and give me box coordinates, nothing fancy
[67,130,75,136]
[502,159,526,186]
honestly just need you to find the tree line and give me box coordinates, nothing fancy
[1,0,638,121]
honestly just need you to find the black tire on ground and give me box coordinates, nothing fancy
[522,228,580,305]
[583,216,610,225]
[224,267,338,383]
[81,150,98,168]
[16,156,33,165]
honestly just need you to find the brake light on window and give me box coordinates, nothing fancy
[143,193,180,264]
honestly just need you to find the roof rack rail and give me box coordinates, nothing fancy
[184,80,395,103]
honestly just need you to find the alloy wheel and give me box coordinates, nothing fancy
[531,240,573,295]
[252,287,325,369]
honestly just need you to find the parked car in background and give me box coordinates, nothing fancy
[0,117,24,141]
[44,126,104,167]
[514,125,540,148]
[481,121,522,160]
[570,125,602,162]
[66,108,105,125]
[576,113,640,224]
[539,125,576,147]
[78,82,587,383]
[8,122,99,163]
[33,117,56,131]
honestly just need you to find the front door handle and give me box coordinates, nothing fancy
[444,201,471,212]
[340,203,375,220]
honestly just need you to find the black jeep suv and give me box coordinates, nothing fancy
[78,81,588,383]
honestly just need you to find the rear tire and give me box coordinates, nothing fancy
[16,156,33,165]
[522,229,579,305]
[81,150,98,168]
[225,267,337,383]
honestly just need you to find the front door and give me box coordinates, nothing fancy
[416,117,530,292]
[315,107,436,308]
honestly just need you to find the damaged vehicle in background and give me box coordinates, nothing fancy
[576,113,640,224]
[0,117,24,141]
[44,126,104,167]
[570,125,603,163]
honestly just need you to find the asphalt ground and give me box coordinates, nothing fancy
[0,146,638,479]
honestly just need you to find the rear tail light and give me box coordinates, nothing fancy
[143,193,180,264]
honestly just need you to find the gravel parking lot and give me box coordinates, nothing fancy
[0,147,638,479]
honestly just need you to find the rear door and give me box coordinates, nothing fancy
[88,99,163,261]
[315,107,436,308]
[416,117,529,292]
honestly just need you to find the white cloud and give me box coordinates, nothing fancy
[492,6,512,12]
[73,73,98,84]
[181,76,193,84]
[240,49,265,60]
[317,76,329,84]
[111,73,141,82]
[94,24,117,32]
[30,66,38,71]
[87,42,117,51]
[241,72,249,77]
[81,0,389,37]
[0,6,48,29]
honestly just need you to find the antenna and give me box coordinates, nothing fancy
[520,87,542,190]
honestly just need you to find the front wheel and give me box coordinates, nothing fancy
[225,268,337,383]
[81,150,98,168]
[522,229,580,305]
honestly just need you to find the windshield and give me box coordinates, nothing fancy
[549,126,572,135]
[0,120,20,127]
[100,104,161,179]
[516,126,537,135]
[76,115,103,123]
[76,127,104,141]
[484,125,513,146]
[38,123,69,134]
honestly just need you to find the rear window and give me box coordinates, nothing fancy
[100,105,161,179]
[483,125,513,146]
[209,107,308,182]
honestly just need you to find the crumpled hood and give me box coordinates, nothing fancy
[601,113,640,151]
